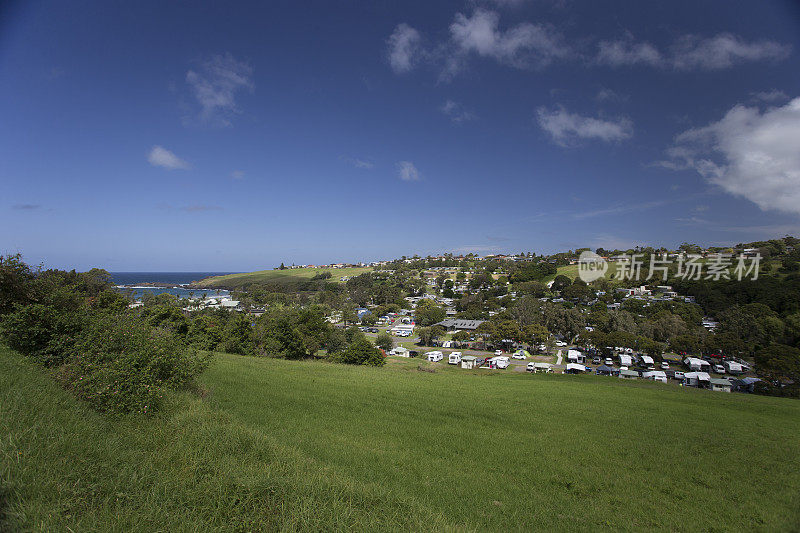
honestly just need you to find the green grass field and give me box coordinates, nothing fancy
[192,266,372,289]
[555,262,620,281]
[2,346,799,531]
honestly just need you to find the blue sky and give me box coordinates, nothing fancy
[1,0,799,270]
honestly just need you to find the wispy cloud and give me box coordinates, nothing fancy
[397,161,421,181]
[440,100,476,123]
[230,170,245,180]
[386,9,569,80]
[387,24,423,74]
[185,53,254,126]
[12,204,42,210]
[147,146,190,170]
[445,9,569,77]
[536,106,633,146]
[341,156,375,169]
[752,89,789,103]
[595,88,627,102]
[596,33,791,70]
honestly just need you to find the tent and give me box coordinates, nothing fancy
[565,363,587,374]
[595,365,616,376]
[683,371,711,387]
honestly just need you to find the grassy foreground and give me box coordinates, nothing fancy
[2,347,800,531]
[192,267,372,289]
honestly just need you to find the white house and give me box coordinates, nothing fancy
[710,378,732,392]
[391,324,415,336]
[390,346,410,357]
[461,355,477,369]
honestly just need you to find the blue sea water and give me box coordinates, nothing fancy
[110,272,234,300]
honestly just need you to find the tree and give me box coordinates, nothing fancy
[416,326,433,346]
[754,343,800,385]
[551,275,572,292]
[414,299,445,326]
[220,313,256,355]
[332,337,385,366]
[375,331,393,351]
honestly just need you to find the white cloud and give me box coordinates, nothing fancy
[397,161,421,181]
[661,97,800,215]
[671,34,790,70]
[752,89,790,103]
[596,39,662,67]
[596,33,790,70]
[387,24,422,73]
[595,88,627,102]
[230,170,245,180]
[440,100,476,123]
[185,53,254,126]
[340,156,374,169]
[148,146,190,170]
[449,9,569,70]
[536,106,633,146]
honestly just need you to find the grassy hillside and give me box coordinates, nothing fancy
[192,266,372,289]
[3,347,800,531]
[556,262,619,281]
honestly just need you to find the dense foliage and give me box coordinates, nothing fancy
[0,254,208,413]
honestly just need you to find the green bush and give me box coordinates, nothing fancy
[330,337,385,366]
[0,304,84,366]
[61,312,210,413]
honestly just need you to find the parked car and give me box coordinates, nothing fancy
[673,371,685,380]
[592,356,601,365]
[605,357,613,366]
[494,350,503,356]
[661,361,670,370]
[512,351,526,360]
[713,364,725,374]
[555,341,567,347]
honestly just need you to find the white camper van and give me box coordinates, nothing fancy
[448,351,462,365]
[426,351,443,362]
[488,356,510,369]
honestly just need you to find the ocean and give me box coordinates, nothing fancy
[110,272,235,300]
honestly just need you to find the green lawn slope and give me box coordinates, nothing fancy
[192,266,372,289]
[3,347,799,531]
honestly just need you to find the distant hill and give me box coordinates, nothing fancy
[191,266,372,289]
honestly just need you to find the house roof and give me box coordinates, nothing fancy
[435,319,485,330]
[710,378,732,386]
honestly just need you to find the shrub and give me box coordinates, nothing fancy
[0,304,84,366]
[60,312,210,413]
[331,337,385,366]
[375,332,394,351]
